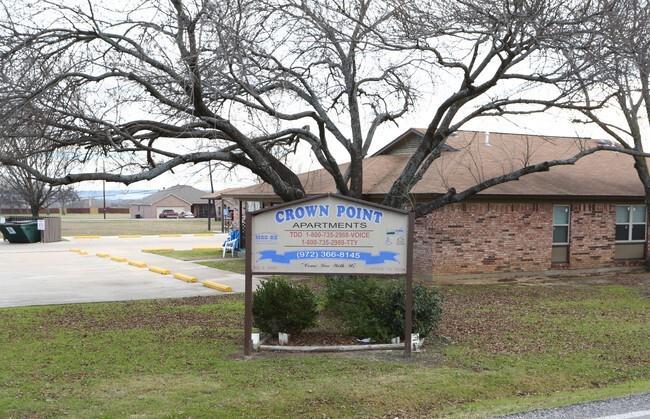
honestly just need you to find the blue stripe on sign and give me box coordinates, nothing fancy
[257,249,399,265]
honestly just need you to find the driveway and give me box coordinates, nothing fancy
[499,393,650,419]
[0,234,252,308]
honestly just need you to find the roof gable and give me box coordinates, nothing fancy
[139,185,207,205]
[372,128,457,156]
[149,193,192,206]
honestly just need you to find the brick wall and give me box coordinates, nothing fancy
[567,203,615,268]
[417,202,552,275]
[414,213,435,276]
[413,201,648,277]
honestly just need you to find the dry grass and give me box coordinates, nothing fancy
[61,218,219,236]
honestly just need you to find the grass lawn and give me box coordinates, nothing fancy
[145,248,246,273]
[59,213,131,220]
[61,218,219,236]
[1,274,649,418]
[144,248,226,261]
[197,258,246,274]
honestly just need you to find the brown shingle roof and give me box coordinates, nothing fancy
[133,185,207,205]
[213,130,644,200]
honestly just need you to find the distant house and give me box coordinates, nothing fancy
[213,129,650,278]
[201,189,239,220]
[129,185,212,218]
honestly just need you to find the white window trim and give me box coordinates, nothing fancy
[552,205,571,246]
[615,205,647,243]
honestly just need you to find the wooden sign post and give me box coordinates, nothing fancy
[244,194,414,357]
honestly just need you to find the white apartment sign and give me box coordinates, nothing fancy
[244,194,415,357]
[249,195,409,275]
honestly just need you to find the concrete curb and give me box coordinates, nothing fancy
[64,244,234,293]
[142,248,174,252]
[127,260,148,268]
[149,266,171,275]
[259,343,403,352]
[173,273,198,283]
[203,280,233,293]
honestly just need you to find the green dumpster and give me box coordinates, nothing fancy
[0,221,41,243]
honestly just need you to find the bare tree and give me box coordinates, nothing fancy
[0,100,78,217]
[1,164,67,218]
[0,0,636,216]
[56,187,79,215]
[559,0,650,202]
[0,184,24,211]
[0,139,74,217]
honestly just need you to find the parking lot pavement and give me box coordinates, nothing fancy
[499,393,650,419]
[0,234,254,308]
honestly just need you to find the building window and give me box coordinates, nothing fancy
[615,205,647,260]
[552,205,570,245]
[615,205,646,242]
[552,205,570,263]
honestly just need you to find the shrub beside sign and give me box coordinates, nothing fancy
[244,194,414,356]
[250,195,408,275]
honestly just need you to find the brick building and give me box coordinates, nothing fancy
[216,130,647,277]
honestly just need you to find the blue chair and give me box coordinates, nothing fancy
[222,230,240,257]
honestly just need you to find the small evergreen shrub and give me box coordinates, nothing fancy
[325,276,443,342]
[380,283,443,340]
[324,276,390,340]
[252,278,318,335]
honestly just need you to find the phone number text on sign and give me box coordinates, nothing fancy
[296,250,362,259]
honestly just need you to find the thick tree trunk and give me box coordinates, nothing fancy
[630,136,650,273]
[382,129,442,209]
[30,205,39,218]
[348,149,363,198]
[638,171,650,272]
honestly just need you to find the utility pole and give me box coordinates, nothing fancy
[208,161,216,231]
[209,161,217,221]
[102,161,106,220]
[208,161,215,194]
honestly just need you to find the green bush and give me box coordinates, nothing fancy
[252,278,318,335]
[381,283,443,341]
[324,276,390,340]
[325,276,443,342]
